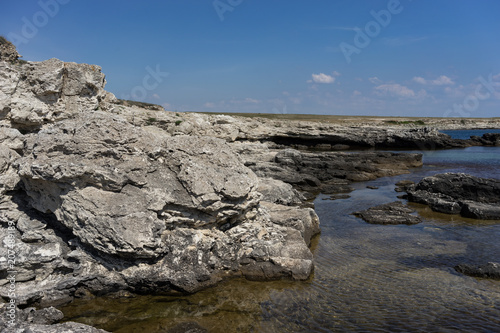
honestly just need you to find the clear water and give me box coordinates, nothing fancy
[60,147,500,332]
[441,128,500,140]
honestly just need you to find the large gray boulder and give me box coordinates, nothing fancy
[18,112,260,259]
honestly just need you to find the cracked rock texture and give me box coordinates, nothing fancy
[0,57,116,132]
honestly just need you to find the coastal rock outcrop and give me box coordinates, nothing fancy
[5,39,497,331]
[0,110,320,311]
[406,173,500,219]
[240,147,423,194]
[470,133,500,146]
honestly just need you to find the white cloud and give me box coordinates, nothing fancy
[432,75,455,85]
[162,102,172,109]
[374,84,416,98]
[204,102,215,108]
[352,90,362,97]
[369,77,382,84]
[413,75,454,86]
[332,71,341,77]
[244,97,260,104]
[152,94,160,99]
[311,73,335,84]
[412,76,427,85]
[492,73,500,81]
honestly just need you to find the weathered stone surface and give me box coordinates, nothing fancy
[353,201,422,225]
[257,178,305,206]
[1,111,320,310]
[406,173,500,219]
[0,36,20,62]
[455,262,500,280]
[0,145,20,194]
[17,112,261,258]
[0,57,115,132]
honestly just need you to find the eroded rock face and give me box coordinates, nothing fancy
[406,173,500,219]
[18,112,260,259]
[1,111,319,308]
[0,58,116,132]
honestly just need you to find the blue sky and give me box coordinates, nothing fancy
[2,0,500,117]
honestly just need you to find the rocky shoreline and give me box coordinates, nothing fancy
[1,40,500,331]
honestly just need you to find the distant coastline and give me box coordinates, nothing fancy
[192,111,500,130]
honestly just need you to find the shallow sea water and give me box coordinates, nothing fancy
[60,146,500,332]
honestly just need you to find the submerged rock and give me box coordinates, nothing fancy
[455,262,500,280]
[353,201,422,225]
[406,173,500,219]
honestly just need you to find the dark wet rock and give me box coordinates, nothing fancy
[455,262,500,280]
[469,133,500,146]
[245,148,422,194]
[406,173,500,219]
[353,201,422,225]
[366,186,379,190]
[395,180,415,193]
[167,321,208,333]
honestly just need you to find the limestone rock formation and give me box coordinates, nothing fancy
[406,173,500,219]
[1,110,320,309]
[0,57,116,132]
